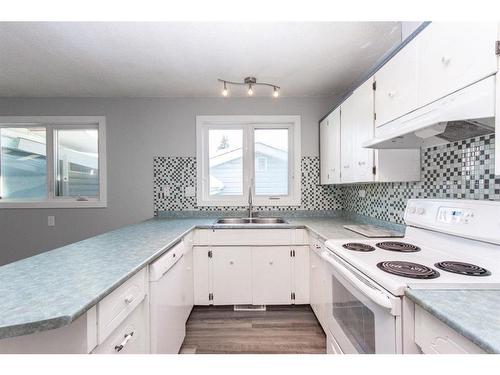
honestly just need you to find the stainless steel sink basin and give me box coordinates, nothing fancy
[250,217,287,224]
[215,217,287,225]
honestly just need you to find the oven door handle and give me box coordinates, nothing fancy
[320,252,400,315]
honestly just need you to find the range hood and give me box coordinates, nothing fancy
[364,75,496,149]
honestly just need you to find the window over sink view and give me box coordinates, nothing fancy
[0,4,499,375]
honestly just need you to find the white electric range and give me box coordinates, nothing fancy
[317,199,500,354]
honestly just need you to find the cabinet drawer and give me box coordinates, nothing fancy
[97,268,147,343]
[93,301,148,354]
[414,306,485,354]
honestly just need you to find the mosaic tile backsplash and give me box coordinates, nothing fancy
[153,156,343,213]
[342,133,499,224]
[154,134,499,224]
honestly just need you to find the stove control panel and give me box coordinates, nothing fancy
[405,199,500,245]
[437,207,474,225]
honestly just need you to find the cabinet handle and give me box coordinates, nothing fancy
[314,244,321,249]
[388,91,397,98]
[358,161,366,166]
[441,55,451,65]
[124,294,135,304]
[114,331,134,352]
[343,165,350,169]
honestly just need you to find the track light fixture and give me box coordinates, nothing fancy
[218,77,280,98]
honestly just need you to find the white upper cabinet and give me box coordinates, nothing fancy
[416,22,499,107]
[320,109,341,184]
[343,78,376,183]
[375,40,418,127]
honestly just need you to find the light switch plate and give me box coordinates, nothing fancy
[47,215,55,227]
[185,186,196,197]
[358,189,366,198]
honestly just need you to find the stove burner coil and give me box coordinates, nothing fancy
[342,243,376,252]
[377,261,440,279]
[435,261,491,276]
[376,241,421,253]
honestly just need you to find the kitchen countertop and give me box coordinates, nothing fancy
[406,289,500,353]
[0,213,397,340]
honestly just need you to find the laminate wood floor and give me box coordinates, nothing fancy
[180,305,326,354]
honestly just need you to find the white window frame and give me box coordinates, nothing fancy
[0,116,107,209]
[196,115,301,207]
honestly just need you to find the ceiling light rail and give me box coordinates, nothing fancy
[218,77,280,98]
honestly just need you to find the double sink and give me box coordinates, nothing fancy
[215,217,288,225]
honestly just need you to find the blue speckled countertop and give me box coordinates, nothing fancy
[0,212,400,340]
[406,289,500,353]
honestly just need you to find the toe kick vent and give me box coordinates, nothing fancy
[234,304,266,311]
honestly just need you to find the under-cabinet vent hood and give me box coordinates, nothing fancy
[364,75,496,149]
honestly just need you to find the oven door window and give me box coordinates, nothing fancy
[331,274,376,353]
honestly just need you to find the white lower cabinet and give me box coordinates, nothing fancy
[414,306,486,354]
[211,247,253,305]
[194,244,309,306]
[252,247,293,305]
[92,300,149,354]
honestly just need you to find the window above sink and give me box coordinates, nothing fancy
[196,115,301,207]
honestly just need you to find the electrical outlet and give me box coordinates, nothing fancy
[162,186,171,196]
[47,215,55,227]
[185,186,196,197]
[358,189,366,198]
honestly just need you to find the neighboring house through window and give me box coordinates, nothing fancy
[196,115,301,206]
[0,116,107,208]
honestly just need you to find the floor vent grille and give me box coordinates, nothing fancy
[233,305,266,312]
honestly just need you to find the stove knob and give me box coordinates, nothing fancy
[417,207,425,215]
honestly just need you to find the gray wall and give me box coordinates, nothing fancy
[0,96,333,265]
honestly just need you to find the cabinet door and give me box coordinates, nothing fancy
[211,247,252,305]
[292,246,310,304]
[342,78,375,183]
[329,109,342,184]
[416,22,498,107]
[339,101,354,183]
[320,110,341,184]
[252,247,292,305]
[375,40,418,127]
[182,246,194,321]
[193,247,210,305]
[319,117,330,184]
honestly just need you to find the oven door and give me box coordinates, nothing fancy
[320,250,402,354]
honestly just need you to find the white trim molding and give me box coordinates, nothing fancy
[0,116,107,209]
[196,115,301,207]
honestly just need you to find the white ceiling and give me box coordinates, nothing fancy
[0,22,402,98]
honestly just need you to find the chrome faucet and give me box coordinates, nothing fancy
[248,186,253,218]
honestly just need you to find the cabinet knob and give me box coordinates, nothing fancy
[358,161,366,166]
[229,260,234,265]
[388,91,397,98]
[124,294,135,304]
[269,261,274,266]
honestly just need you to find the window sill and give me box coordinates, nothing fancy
[197,197,301,207]
[0,200,107,209]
